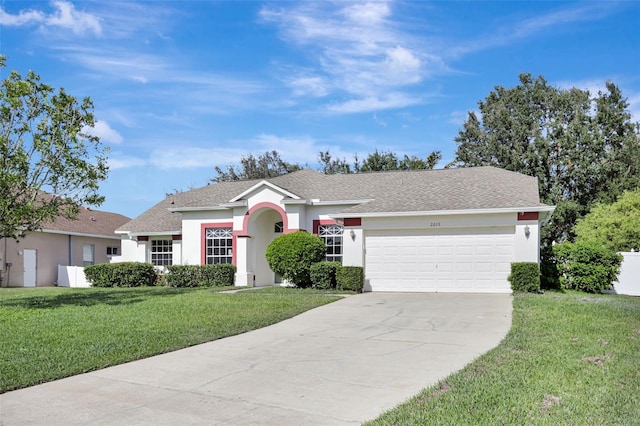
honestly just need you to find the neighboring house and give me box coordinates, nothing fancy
[0,207,130,287]
[116,167,555,293]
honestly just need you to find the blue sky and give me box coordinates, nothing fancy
[1,1,639,219]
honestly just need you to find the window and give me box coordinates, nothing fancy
[274,221,283,233]
[318,224,343,262]
[82,244,95,266]
[205,227,233,264]
[106,246,119,256]
[151,239,172,266]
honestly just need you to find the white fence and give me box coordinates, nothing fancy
[57,265,90,288]
[613,252,640,296]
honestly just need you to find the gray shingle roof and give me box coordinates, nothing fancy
[42,207,130,237]
[117,166,548,234]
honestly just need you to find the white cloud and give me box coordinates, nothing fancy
[326,93,422,114]
[149,147,243,170]
[450,2,620,57]
[287,75,330,97]
[0,8,44,26]
[83,120,124,145]
[108,156,147,170]
[261,1,440,112]
[0,1,102,36]
[341,2,391,26]
[252,134,318,165]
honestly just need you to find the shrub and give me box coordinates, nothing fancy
[84,262,157,287]
[336,266,364,292]
[166,264,236,288]
[165,265,200,288]
[310,261,341,289]
[553,241,623,293]
[508,262,540,292]
[199,264,236,287]
[266,231,326,287]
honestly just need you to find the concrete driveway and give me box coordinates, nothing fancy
[0,292,512,425]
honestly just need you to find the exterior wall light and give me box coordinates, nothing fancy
[350,230,356,241]
[524,225,530,238]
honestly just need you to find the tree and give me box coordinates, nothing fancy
[357,149,442,172]
[319,149,442,174]
[212,150,302,182]
[574,188,640,252]
[452,73,640,247]
[318,150,354,175]
[0,57,109,241]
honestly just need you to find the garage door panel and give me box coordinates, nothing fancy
[365,227,515,293]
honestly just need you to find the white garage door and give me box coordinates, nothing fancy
[365,227,515,293]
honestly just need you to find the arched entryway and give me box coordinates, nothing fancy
[240,203,289,287]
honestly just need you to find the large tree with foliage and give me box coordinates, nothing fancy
[574,188,640,252]
[357,149,442,173]
[452,73,640,247]
[0,57,109,241]
[215,148,442,182]
[212,150,302,182]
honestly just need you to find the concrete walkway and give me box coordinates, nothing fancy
[0,293,512,425]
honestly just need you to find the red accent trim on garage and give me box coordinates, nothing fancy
[201,222,234,265]
[137,236,148,241]
[517,212,539,221]
[172,235,182,241]
[313,219,336,235]
[343,218,362,227]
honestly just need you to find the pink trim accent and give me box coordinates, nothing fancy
[241,202,297,234]
[343,218,361,227]
[313,219,336,235]
[201,222,234,266]
[517,212,539,221]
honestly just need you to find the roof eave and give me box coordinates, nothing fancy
[311,199,374,206]
[40,229,122,239]
[329,205,556,219]
[116,230,182,237]
[168,202,246,213]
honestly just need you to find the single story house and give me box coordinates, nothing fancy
[0,207,131,287]
[116,167,554,293]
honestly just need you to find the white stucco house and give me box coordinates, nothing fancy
[116,167,554,293]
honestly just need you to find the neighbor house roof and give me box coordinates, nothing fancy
[117,166,550,235]
[42,207,131,238]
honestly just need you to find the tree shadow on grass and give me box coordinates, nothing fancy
[0,287,192,309]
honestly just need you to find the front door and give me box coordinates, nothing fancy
[23,249,37,287]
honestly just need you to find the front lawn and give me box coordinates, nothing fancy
[0,286,341,393]
[368,292,640,425]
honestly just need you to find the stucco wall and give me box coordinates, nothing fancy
[0,232,122,287]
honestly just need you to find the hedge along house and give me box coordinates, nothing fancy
[116,167,554,293]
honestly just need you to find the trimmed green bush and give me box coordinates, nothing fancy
[200,264,236,287]
[84,262,157,287]
[310,261,341,289]
[266,231,326,287]
[165,265,200,287]
[166,264,236,287]
[553,241,623,293]
[508,262,540,292]
[336,266,364,292]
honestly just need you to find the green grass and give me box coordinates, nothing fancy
[0,286,341,393]
[368,291,640,425]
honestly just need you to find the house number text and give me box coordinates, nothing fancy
[430,222,441,227]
